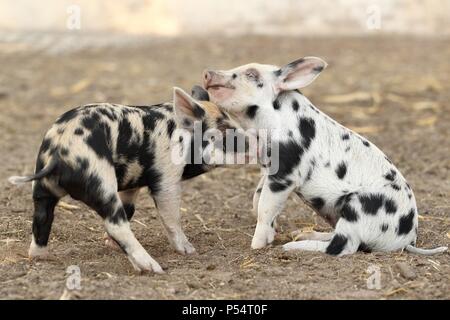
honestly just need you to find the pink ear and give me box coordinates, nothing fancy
[276,57,327,92]
[173,87,206,129]
[173,87,196,116]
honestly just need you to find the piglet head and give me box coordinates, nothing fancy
[203,57,327,113]
[172,87,250,166]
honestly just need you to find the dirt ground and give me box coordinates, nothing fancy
[0,35,449,300]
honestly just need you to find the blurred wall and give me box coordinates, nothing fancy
[0,0,449,36]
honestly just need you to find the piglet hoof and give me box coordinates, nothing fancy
[174,240,196,255]
[103,232,122,251]
[105,238,122,251]
[128,250,165,275]
[273,219,280,232]
[251,224,276,249]
[282,241,301,251]
[28,242,50,260]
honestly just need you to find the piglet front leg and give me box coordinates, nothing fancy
[252,175,266,216]
[251,179,294,249]
[153,185,196,255]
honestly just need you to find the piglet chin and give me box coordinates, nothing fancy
[207,86,234,103]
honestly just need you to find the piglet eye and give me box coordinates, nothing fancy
[232,73,237,79]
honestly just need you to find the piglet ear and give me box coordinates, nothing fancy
[191,85,210,101]
[275,57,327,92]
[173,87,206,129]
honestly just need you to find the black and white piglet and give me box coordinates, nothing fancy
[203,57,447,256]
[8,87,243,273]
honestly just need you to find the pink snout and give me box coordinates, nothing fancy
[202,70,215,89]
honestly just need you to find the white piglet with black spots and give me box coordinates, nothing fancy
[203,57,447,256]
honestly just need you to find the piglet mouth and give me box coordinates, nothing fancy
[205,83,235,91]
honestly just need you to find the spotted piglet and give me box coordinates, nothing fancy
[203,57,447,256]
[8,87,243,273]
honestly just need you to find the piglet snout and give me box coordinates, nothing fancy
[203,70,213,88]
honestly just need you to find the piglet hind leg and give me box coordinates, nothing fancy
[104,188,140,251]
[105,220,163,274]
[103,198,164,274]
[283,220,360,256]
[28,182,60,259]
[152,185,196,255]
[283,239,330,252]
[87,186,162,273]
[290,230,334,241]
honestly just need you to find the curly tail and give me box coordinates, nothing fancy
[8,158,57,185]
[405,244,448,256]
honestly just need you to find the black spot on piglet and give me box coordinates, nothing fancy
[341,203,358,222]
[398,209,415,235]
[166,119,176,139]
[359,193,384,215]
[273,98,281,110]
[336,192,355,207]
[39,138,52,154]
[85,123,113,165]
[299,117,316,149]
[310,197,325,210]
[60,147,69,156]
[56,108,78,124]
[246,105,259,119]
[269,179,292,192]
[74,128,84,135]
[384,169,397,181]
[357,242,372,253]
[384,198,397,214]
[335,162,347,179]
[326,234,348,255]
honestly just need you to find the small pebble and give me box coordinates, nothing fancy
[395,262,417,280]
